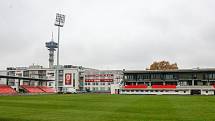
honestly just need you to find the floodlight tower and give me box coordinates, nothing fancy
[45,33,58,69]
[54,13,65,92]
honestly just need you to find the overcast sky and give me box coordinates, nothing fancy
[0,0,215,70]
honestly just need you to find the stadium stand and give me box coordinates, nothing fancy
[124,85,148,88]
[38,86,55,93]
[21,85,44,93]
[0,84,17,94]
[151,85,176,89]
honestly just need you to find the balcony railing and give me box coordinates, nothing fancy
[176,86,214,89]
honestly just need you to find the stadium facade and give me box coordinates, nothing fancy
[117,69,215,95]
[2,64,215,95]
[0,64,123,94]
[84,69,123,92]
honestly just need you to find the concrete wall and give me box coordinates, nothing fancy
[201,90,214,95]
[0,70,7,84]
[120,90,190,95]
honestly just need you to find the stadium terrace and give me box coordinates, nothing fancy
[1,65,215,95]
[112,68,215,95]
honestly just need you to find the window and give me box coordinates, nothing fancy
[165,74,174,80]
[124,76,128,80]
[151,74,161,79]
[48,82,53,86]
[143,74,150,79]
[208,73,215,79]
[73,73,75,87]
[100,87,105,91]
[206,91,208,93]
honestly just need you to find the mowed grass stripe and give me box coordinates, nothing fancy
[0,94,215,121]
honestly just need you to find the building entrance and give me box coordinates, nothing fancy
[191,90,201,95]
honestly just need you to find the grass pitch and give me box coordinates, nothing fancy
[0,94,215,121]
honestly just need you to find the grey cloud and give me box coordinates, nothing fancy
[1,0,215,70]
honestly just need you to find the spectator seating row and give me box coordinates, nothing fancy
[124,84,176,89]
[38,86,56,93]
[21,85,55,93]
[124,85,147,88]
[151,85,176,89]
[0,84,17,94]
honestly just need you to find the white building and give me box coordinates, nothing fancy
[0,70,7,84]
[0,65,84,93]
[1,65,124,93]
[84,69,123,92]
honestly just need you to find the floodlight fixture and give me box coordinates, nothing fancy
[55,13,65,27]
[55,13,65,92]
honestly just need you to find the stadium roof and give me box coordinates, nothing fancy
[0,75,54,81]
[123,68,215,73]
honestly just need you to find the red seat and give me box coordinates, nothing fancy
[21,85,44,93]
[152,85,176,89]
[124,85,148,89]
[37,86,56,93]
[0,85,16,94]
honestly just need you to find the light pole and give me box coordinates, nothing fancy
[54,13,65,92]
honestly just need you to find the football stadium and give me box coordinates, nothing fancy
[1,1,215,121]
[1,68,215,121]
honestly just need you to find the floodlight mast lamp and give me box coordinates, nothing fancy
[54,13,65,92]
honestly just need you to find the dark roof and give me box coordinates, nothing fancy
[123,68,215,74]
[0,75,54,81]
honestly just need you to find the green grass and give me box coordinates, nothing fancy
[0,94,215,121]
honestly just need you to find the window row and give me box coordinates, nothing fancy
[125,73,215,80]
[85,87,111,91]
[85,82,112,86]
[121,90,187,93]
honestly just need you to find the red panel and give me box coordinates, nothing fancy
[21,85,44,93]
[151,85,176,89]
[0,85,16,94]
[65,73,72,85]
[85,79,113,82]
[85,74,114,77]
[124,85,148,89]
[38,86,56,93]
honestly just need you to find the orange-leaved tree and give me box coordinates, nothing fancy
[147,60,178,70]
